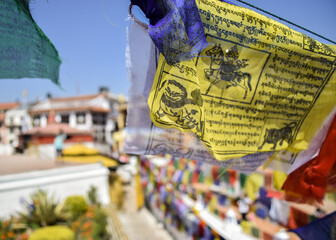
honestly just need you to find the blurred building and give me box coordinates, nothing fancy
[21,112,94,159]
[0,102,20,154]
[5,104,33,149]
[28,90,123,153]
[0,89,126,158]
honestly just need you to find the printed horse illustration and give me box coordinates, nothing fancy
[258,122,297,150]
[204,44,252,99]
[156,79,204,138]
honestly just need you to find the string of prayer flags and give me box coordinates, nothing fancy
[0,0,61,84]
[130,0,208,63]
[270,106,336,174]
[147,0,336,161]
[123,20,273,174]
[124,13,336,203]
[281,115,336,204]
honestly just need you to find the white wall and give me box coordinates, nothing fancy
[0,163,111,219]
[69,112,76,128]
[105,119,115,146]
[0,144,14,155]
[4,108,32,148]
[38,144,56,160]
[40,115,47,127]
[85,112,92,128]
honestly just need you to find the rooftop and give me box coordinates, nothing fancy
[0,102,19,111]
[30,93,111,114]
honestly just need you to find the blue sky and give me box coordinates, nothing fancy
[0,0,335,103]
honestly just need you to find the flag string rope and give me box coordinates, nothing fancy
[231,0,336,45]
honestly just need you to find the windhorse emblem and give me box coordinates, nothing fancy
[204,44,252,99]
[156,79,204,138]
[258,122,297,150]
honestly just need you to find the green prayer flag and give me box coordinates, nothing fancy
[219,170,228,183]
[174,158,179,169]
[251,225,260,238]
[188,170,193,184]
[198,171,204,183]
[239,173,247,189]
[0,0,61,83]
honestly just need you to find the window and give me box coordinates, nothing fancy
[92,113,107,125]
[61,114,69,124]
[94,130,106,143]
[76,112,85,124]
[33,116,40,126]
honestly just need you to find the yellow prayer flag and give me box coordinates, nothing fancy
[241,220,252,234]
[148,0,336,161]
[244,173,264,201]
[205,173,214,185]
[182,170,190,184]
[273,171,288,190]
[208,194,218,213]
[135,174,144,209]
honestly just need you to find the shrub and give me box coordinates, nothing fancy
[109,173,125,210]
[91,207,108,240]
[0,216,28,240]
[69,206,94,239]
[28,226,75,240]
[87,186,99,206]
[18,190,69,227]
[0,218,15,240]
[63,196,88,220]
